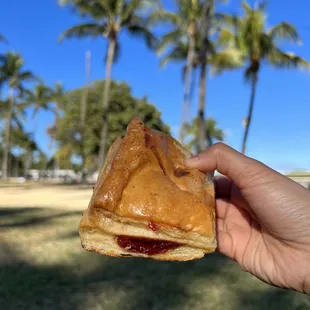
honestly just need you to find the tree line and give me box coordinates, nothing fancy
[0,0,309,181]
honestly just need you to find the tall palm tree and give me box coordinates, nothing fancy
[0,34,8,97]
[153,1,240,149]
[150,0,203,144]
[53,81,65,120]
[48,82,65,169]
[0,52,37,179]
[159,38,242,150]
[220,1,310,154]
[80,50,91,181]
[197,0,214,152]
[23,84,55,118]
[184,116,224,152]
[59,0,157,168]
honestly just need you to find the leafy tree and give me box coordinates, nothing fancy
[184,116,224,152]
[0,52,37,179]
[59,0,158,168]
[32,152,49,170]
[219,1,310,153]
[51,80,169,170]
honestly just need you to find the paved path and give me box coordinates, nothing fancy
[0,185,92,210]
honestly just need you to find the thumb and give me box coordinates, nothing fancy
[185,143,276,190]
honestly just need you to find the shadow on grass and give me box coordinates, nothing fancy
[0,207,39,217]
[238,286,310,310]
[0,247,223,310]
[0,207,82,229]
[1,207,309,310]
[1,249,308,310]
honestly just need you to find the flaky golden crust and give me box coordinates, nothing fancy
[79,117,216,261]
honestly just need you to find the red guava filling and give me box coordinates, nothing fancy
[148,221,158,231]
[116,236,180,255]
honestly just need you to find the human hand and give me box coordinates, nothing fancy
[185,143,310,294]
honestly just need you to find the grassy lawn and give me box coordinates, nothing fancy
[0,186,309,310]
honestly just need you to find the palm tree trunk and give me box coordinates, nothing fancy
[80,50,91,182]
[179,34,195,144]
[98,38,116,169]
[197,63,208,152]
[206,133,213,147]
[53,108,61,170]
[2,87,14,180]
[242,74,258,154]
[189,68,197,104]
[197,0,213,153]
[24,150,32,175]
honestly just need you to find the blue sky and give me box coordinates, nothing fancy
[1,0,309,172]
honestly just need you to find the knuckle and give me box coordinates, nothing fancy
[208,142,227,157]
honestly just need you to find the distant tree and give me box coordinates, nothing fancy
[184,116,224,153]
[59,0,158,168]
[23,84,55,119]
[52,81,65,119]
[0,52,37,179]
[219,1,310,154]
[50,80,169,170]
[32,152,49,170]
[10,124,40,174]
[0,33,7,44]
[0,115,43,176]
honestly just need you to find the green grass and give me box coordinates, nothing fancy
[0,206,309,310]
[286,170,310,177]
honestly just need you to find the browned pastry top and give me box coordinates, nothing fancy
[88,117,215,237]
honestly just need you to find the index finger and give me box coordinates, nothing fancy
[185,143,275,190]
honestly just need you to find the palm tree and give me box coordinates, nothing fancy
[10,124,40,174]
[219,1,310,154]
[184,116,224,152]
[197,0,214,152]
[80,50,91,181]
[0,34,7,97]
[151,0,207,144]
[47,82,65,169]
[0,52,37,179]
[59,0,157,168]
[23,84,55,118]
[52,81,65,119]
[153,1,241,148]
[159,38,242,150]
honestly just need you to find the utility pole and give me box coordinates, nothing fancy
[80,50,91,182]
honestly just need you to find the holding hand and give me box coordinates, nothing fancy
[186,143,310,294]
